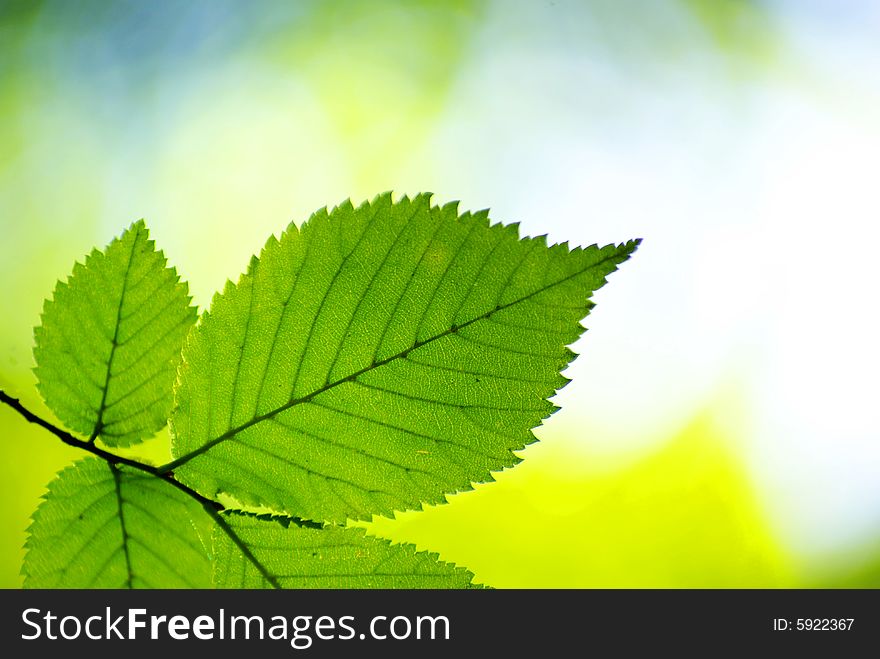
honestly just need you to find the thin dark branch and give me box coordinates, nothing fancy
[0,387,321,585]
[0,389,162,475]
[0,389,224,510]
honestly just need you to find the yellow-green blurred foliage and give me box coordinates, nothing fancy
[365,412,794,588]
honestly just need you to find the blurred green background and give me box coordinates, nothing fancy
[2,0,879,588]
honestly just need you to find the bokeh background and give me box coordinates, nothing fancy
[2,0,879,588]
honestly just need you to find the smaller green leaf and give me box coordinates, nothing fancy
[34,220,196,446]
[23,458,215,588]
[213,512,477,588]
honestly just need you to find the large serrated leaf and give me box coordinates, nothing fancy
[213,512,476,588]
[34,220,196,447]
[23,458,214,588]
[169,193,638,523]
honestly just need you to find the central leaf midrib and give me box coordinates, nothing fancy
[91,227,140,443]
[161,247,630,474]
[211,511,282,589]
[110,464,134,589]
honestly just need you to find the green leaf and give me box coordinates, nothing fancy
[23,458,214,588]
[213,512,476,588]
[170,193,638,523]
[33,220,197,447]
